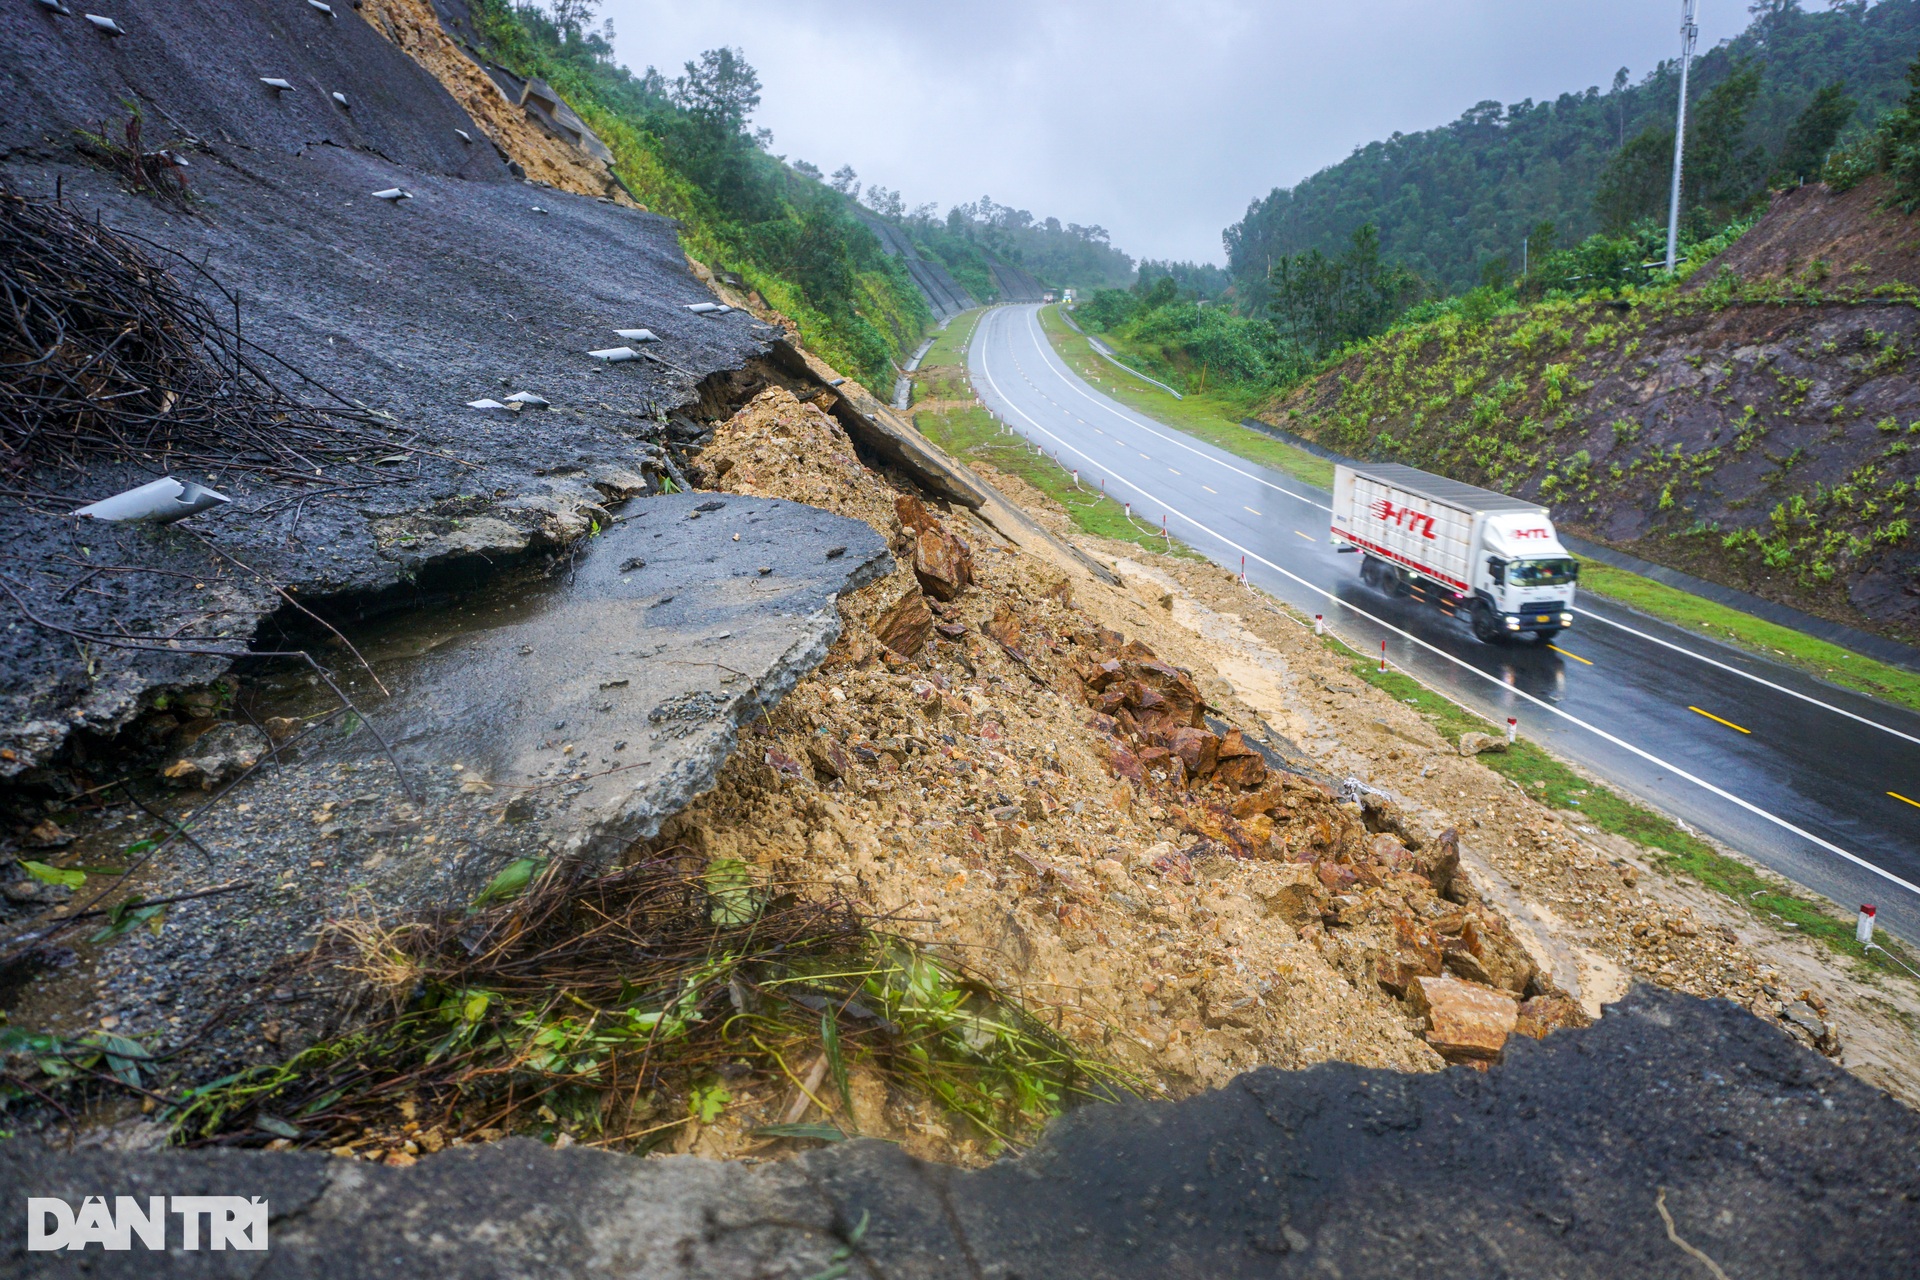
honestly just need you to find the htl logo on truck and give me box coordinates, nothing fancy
[1369,499,1437,540]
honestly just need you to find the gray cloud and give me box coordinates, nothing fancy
[602,1,1746,264]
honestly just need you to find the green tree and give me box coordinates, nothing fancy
[1593,125,1675,231]
[1772,80,1857,183]
[1687,60,1767,219]
[1876,47,1920,208]
[1270,224,1423,356]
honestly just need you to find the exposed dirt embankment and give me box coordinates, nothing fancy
[358,0,629,202]
[1268,182,1920,643]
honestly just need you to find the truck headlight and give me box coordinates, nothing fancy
[1505,617,1520,630]
[1559,612,1572,626]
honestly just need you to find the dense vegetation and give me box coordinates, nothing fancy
[1224,0,1920,298]
[470,1,927,387]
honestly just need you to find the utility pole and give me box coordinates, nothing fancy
[1665,0,1700,274]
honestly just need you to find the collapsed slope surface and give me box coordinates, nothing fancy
[0,1,776,770]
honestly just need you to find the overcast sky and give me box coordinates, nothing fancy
[599,0,1753,265]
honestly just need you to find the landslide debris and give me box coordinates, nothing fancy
[651,387,1599,1134]
[928,437,1916,1099]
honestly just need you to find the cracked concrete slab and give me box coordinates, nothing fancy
[355,492,889,861]
[4,987,1914,1278]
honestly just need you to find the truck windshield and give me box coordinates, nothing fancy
[1510,558,1578,587]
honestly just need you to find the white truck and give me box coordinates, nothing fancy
[1329,462,1579,643]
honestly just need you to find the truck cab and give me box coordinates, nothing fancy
[1469,513,1579,643]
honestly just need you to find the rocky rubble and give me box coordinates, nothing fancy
[946,457,1920,1099]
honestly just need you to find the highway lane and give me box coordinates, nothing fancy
[968,303,1920,944]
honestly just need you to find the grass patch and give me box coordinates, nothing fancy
[1575,557,1920,717]
[919,307,984,372]
[1336,638,1918,976]
[142,857,1131,1157]
[1038,305,1334,489]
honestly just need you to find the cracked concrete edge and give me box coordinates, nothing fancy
[576,548,892,862]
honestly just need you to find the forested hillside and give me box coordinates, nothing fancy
[840,181,1136,297]
[1226,0,1920,300]
[1265,176,1920,642]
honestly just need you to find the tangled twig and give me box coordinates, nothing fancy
[0,183,416,488]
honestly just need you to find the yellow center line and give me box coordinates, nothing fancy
[1548,643,1592,665]
[1293,530,1316,542]
[1688,706,1751,735]
[1244,506,1261,516]
[1890,790,1920,810]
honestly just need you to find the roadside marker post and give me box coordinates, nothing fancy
[1314,613,1323,635]
[1858,904,1877,945]
[1072,470,1080,489]
[1507,717,1518,744]
[1378,641,1388,673]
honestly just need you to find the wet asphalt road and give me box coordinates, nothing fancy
[970,303,1920,944]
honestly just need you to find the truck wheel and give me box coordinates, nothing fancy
[1360,556,1386,589]
[1470,600,1505,644]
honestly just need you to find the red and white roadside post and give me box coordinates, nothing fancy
[1378,641,1388,673]
[1858,904,1878,946]
[1313,613,1324,635]
[1507,716,1518,744]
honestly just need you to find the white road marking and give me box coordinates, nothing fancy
[1576,606,1920,748]
[1202,485,1217,494]
[1244,506,1261,516]
[973,316,1920,901]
